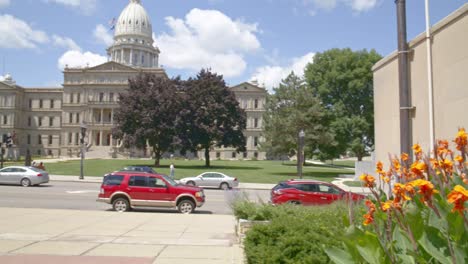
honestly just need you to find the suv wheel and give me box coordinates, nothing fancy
[113,198,130,212]
[177,199,195,214]
[186,181,196,186]
[220,182,229,190]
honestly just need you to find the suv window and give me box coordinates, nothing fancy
[129,176,148,187]
[318,184,341,194]
[149,177,166,188]
[293,183,318,192]
[104,175,124,186]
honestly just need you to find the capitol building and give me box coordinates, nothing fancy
[0,0,266,160]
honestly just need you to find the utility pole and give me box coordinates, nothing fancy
[396,0,412,161]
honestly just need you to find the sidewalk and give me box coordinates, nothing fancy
[0,207,244,264]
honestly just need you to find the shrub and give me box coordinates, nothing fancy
[327,128,468,264]
[232,200,364,264]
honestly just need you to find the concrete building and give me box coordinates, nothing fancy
[0,0,266,160]
[372,3,468,163]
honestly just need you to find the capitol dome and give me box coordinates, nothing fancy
[115,0,152,39]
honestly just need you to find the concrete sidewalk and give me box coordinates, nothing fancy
[0,207,244,264]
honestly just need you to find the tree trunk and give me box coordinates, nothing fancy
[153,147,161,167]
[205,147,210,167]
[357,154,363,162]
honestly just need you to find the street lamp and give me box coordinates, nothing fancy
[79,122,87,180]
[298,129,305,179]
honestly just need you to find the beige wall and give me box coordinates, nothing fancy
[373,4,468,164]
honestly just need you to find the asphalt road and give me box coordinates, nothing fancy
[0,181,270,215]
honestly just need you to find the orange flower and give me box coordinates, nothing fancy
[412,144,422,155]
[392,159,401,173]
[447,185,468,214]
[454,128,468,151]
[401,153,409,162]
[455,155,464,165]
[409,179,439,203]
[376,161,385,175]
[437,140,452,158]
[439,159,454,175]
[363,200,376,225]
[410,161,427,179]
[360,174,375,188]
[393,183,412,201]
[381,200,393,212]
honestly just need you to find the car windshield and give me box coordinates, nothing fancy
[161,174,178,186]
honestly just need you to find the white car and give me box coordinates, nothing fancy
[0,166,49,187]
[179,172,239,190]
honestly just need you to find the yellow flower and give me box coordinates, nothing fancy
[409,179,439,203]
[376,161,385,175]
[360,174,375,188]
[412,144,422,155]
[392,159,401,172]
[455,155,464,165]
[410,161,427,178]
[401,153,409,162]
[381,200,393,212]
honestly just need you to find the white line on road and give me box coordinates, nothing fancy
[66,190,99,194]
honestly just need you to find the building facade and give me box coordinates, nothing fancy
[0,0,266,160]
[372,3,468,163]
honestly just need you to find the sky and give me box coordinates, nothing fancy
[0,0,466,91]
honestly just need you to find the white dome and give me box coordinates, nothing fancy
[115,0,152,39]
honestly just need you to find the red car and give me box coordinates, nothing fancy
[97,172,205,214]
[271,179,366,205]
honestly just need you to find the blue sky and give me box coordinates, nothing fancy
[0,0,466,90]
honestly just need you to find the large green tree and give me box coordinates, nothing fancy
[304,48,382,161]
[262,72,331,162]
[113,73,181,166]
[177,69,246,167]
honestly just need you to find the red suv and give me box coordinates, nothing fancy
[97,172,205,214]
[271,179,365,205]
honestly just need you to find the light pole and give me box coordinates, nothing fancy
[80,122,87,180]
[298,129,305,179]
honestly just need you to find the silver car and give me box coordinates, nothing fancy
[179,172,239,190]
[0,166,49,187]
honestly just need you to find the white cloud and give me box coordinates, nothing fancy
[0,0,10,8]
[93,24,113,46]
[57,50,107,69]
[52,35,81,51]
[250,52,315,92]
[313,0,337,10]
[155,8,261,78]
[0,14,49,49]
[347,0,378,12]
[44,0,97,15]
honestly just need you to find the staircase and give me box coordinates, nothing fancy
[84,146,113,159]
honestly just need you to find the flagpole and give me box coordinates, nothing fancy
[425,0,435,154]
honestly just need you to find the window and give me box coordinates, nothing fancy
[254,137,258,147]
[254,118,258,128]
[243,152,247,158]
[254,152,259,158]
[75,133,79,145]
[48,149,53,156]
[29,99,32,109]
[141,55,145,64]
[49,117,53,127]
[27,134,31,145]
[37,149,41,155]
[69,113,73,123]
[110,93,114,102]
[28,117,31,127]
[232,152,236,158]
[50,100,54,108]
[68,133,72,144]
[103,175,124,186]
[148,177,166,188]
[48,135,53,145]
[77,93,81,103]
[254,99,258,109]
[39,99,43,108]
[76,113,80,123]
[38,135,42,145]
[70,93,74,103]
[99,93,104,102]
[38,117,43,127]
[318,184,341,194]
[2,115,6,125]
[129,176,147,187]
[216,152,221,158]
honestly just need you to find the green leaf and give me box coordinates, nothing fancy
[418,231,451,264]
[325,247,355,264]
[355,232,384,264]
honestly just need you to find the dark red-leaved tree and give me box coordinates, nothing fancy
[113,73,181,166]
[177,69,246,167]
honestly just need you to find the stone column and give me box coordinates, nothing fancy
[120,49,124,63]
[111,109,114,124]
[100,109,104,124]
[99,130,103,146]
[130,49,133,65]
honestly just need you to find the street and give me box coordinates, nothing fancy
[0,181,271,215]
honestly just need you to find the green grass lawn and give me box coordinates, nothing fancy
[324,160,356,168]
[342,181,363,187]
[5,159,355,184]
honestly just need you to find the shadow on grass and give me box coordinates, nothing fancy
[133,164,262,171]
[282,163,354,169]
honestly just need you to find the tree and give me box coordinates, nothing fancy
[113,73,181,166]
[177,69,246,167]
[304,48,382,161]
[262,72,331,164]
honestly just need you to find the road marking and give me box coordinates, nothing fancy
[66,190,99,194]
